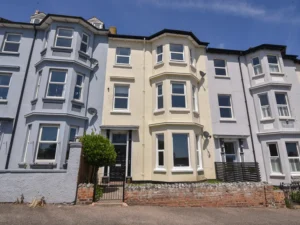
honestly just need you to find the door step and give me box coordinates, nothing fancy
[92,201,128,207]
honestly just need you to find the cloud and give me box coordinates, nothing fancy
[136,0,300,24]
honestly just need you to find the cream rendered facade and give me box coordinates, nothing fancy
[100,30,215,182]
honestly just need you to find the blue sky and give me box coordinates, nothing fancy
[1,0,300,55]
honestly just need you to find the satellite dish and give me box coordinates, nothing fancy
[87,107,97,115]
[203,131,211,139]
[200,71,206,77]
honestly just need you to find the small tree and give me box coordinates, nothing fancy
[80,133,116,199]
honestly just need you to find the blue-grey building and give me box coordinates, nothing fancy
[0,11,109,203]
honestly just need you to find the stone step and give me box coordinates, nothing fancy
[92,201,128,207]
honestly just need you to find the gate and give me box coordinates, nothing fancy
[97,172,125,201]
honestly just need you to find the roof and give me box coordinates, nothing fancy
[108,29,209,46]
[0,17,11,22]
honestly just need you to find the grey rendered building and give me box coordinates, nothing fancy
[0,11,108,203]
[206,45,300,185]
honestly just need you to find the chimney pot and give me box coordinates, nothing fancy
[109,26,117,35]
[35,10,40,15]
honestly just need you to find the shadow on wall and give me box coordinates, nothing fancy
[203,138,211,158]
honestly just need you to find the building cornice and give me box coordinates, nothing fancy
[149,121,203,128]
[249,82,292,91]
[24,112,88,120]
[35,58,93,71]
[257,130,300,136]
[150,72,201,83]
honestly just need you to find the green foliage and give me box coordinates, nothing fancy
[290,191,300,203]
[285,198,293,209]
[95,186,103,201]
[206,179,221,184]
[80,133,116,168]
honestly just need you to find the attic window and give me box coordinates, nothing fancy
[92,23,102,29]
[31,18,41,24]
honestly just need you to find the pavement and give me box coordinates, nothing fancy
[0,204,300,225]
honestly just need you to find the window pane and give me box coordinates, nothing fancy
[157,45,163,54]
[80,43,87,52]
[196,151,200,167]
[56,38,72,47]
[214,59,226,67]
[69,128,77,142]
[289,159,300,172]
[173,134,189,167]
[0,75,11,85]
[269,65,280,73]
[275,93,287,105]
[0,87,9,99]
[271,158,282,173]
[73,87,82,100]
[172,96,186,108]
[158,96,163,109]
[172,83,184,94]
[158,152,164,166]
[37,143,57,160]
[220,108,232,118]
[82,34,88,43]
[286,143,299,157]
[48,84,64,97]
[218,95,231,107]
[117,47,130,56]
[58,29,73,37]
[114,98,128,109]
[170,44,183,52]
[259,94,269,106]
[41,127,58,141]
[157,134,164,150]
[252,57,260,66]
[50,71,66,82]
[3,43,19,52]
[215,68,227,76]
[115,86,129,97]
[116,56,130,64]
[268,144,278,156]
[226,155,236,163]
[267,55,278,64]
[254,65,262,75]
[157,54,163,62]
[171,53,184,61]
[157,85,162,95]
[112,134,127,144]
[76,75,83,86]
[7,34,21,42]
[224,143,235,154]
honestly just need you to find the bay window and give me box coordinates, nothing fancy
[268,143,282,174]
[170,44,184,61]
[55,28,73,48]
[258,94,271,118]
[172,133,190,167]
[171,82,186,108]
[80,33,89,53]
[252,57,263,75]
[156,134,165,168]
[156,83,163,110]
[267,55,280,73]
[286,143,300,173]
[275,93,290,117]
[192,85,198,112]
[156,45,163,63]
[73,74,84,101]
[46,70,67,98]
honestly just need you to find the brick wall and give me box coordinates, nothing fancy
[125,182,285,208]
[76,183,94,204]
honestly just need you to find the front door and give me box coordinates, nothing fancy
[109,132,127,181]
[224,142,238,162]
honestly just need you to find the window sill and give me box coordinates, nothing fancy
[30,99,38,105]
[279,117,294,121]
[154,62,164,68]
[260,118,275,122]
[291,173,300,177]
[71,99,85,107]
[270,72,285,76]
[193,111,199,116]
[0,52,20,56]
[252,73,265,79]
[42,98,66,103]
[30,163,57,169]
[171,167,193,173]
[270,173,285,178]
[113,64,132,69]
[153,109,165,115]
[0,100,8,104]
[219,118,237,123]
[197,168,204,172]
[154,168,167,173]
[215,75,230,79]
[51,47,73,53]
[169,61,188,66]
[169,108,190,113]
[110,110,131,115]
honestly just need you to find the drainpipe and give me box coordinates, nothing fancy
[142,37,146,179]
[5,25,37,169]
[238,54,257,164]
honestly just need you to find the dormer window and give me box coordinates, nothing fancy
[31,18,41,24]
[92,23,102,29]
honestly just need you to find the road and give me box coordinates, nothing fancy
[0,204,299,225]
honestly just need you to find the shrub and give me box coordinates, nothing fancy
[290,191,300,203]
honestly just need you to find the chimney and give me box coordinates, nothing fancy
[109,26,117,35]
[35,10,40,15]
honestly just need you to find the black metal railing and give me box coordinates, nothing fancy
[215,162,261,182]
[97,172,125,201]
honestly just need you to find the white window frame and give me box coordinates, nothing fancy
[189,47,195,66]
[267,55,281,73]
[35,125,60,163]
[0,73,11,101]
[172,133,191,170]
[115,47,131,65]
[156,45,163,64]
[73,74,84,101]
[218,94,234,119]
[196,135,203,170]
[92,22,103,29]
[275,92,291,118]
[286,142,300,174]
[258,93,271,119]
[21,124,32,163]
[156,83,163,110]
[214,59,228,76]
[34,71,42,99]
[43,30,50,49]
[54,28,73,48]
[223,141,239,162]
[113,84,130,111]
[80,33,89,53]
[192,85,198,112]
[156,133,165,169]
[46,70,67,99]
[252,56,263,76]
[171,82,187,108]
[169,43,184,62]
[267,143,282,174]
[2,33,21,53]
